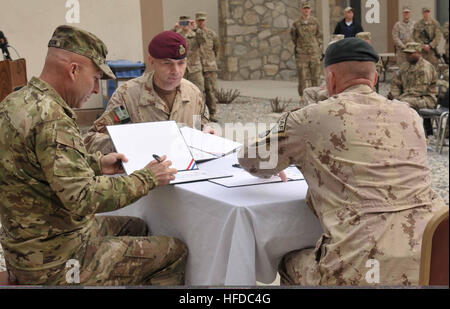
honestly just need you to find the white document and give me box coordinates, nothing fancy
[180,126,242,158]
[188,147,219,162]
[107,121,196,174]
[209,165,304,188]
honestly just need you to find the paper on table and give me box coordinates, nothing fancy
[209,165,304,188]
[107,121,197,174]
[188,147,219,162]
[180,126,242,157]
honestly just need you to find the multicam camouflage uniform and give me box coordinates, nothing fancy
[0,77,187,285]
[413,17,443,68]
[196,14,220,121]
[392,18,416,65]
[175,23,206,93]
[302,83,328,106]
[238,84,447,286]
[443,21,449,63]
[390,53,438,110]
[291,14,323,96]
[84,71,208,154]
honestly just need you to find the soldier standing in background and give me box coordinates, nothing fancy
[392,6,416,66]
[443,21,449,64]
[413,7,442,69]
[195,12,220,122]
[290,1,323,97]
[174,16,205,94]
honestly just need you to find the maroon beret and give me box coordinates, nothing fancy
[148,31,188,60]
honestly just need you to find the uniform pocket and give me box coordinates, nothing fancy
[53,130,93,177]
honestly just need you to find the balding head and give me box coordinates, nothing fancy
[325,61,378,96]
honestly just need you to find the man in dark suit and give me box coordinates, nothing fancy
[334,7,364,38]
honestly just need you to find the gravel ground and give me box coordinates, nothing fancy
[1,78,448,273]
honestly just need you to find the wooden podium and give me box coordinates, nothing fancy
[0,58,27,103]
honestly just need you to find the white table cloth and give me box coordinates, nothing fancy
[105,154,323,285]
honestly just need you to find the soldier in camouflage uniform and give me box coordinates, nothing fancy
[238,38,446,286]
[0,25,187,285]
[174,16,205,93]
[390,42,438,137]
[195,12,220,122]
[84,31,212,155]
[413,7,443,69]
[443,21,449,64]
[301,35,344,106]
[291,2,323,97]
[392,6,416,66]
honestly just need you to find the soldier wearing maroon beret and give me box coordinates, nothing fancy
[84,31,215,155]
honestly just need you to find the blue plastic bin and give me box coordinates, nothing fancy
[103,60,146,109]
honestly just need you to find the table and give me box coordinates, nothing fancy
[105,154,323,286]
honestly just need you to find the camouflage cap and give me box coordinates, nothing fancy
[403,42,422,53]
[422,7,431,12]
[48,25,115,80]
[356,32,372,41]
[402,6,411,12]
[302,2,311,9]
[195,12,207,20]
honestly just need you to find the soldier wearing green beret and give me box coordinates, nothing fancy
[0,25,187,285]
[389,42,438,138]
[238,38,446,286]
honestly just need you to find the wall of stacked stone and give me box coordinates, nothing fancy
[218,0,318,81]
[218,0,352,82]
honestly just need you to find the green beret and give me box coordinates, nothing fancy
[324,37,379,67]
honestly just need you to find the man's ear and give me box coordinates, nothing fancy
[68,63,78,81]
[327,70,337,96]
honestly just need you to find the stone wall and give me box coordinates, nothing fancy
[218,0,318,81]
[218,0,354,81]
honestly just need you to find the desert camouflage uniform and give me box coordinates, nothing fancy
[198,27,220,120]
[390,57,438,110]
[392,19,416,65]
[238,84,446,286]
[177,29,206,93]
[413,18,443,68]
[0,77,187,285]
[291,16,323,96]
[84,71,208,154]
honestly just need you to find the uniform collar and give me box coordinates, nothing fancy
[342,84,374,95]
[29,77,76,120]
[143,71,190,113]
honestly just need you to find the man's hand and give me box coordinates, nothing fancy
[101,152,128,175]
[424,44,431,52]
[144,155,178,186]
[202,125,217,135]
[278,171,288,182]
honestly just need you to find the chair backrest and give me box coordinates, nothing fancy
[419,206,449,286]
[0,58,27,103]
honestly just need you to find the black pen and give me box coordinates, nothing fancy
[153,154,162,163]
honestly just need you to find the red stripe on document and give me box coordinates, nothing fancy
[187,158,195,170]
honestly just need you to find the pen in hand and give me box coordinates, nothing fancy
[153,154,162,163]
